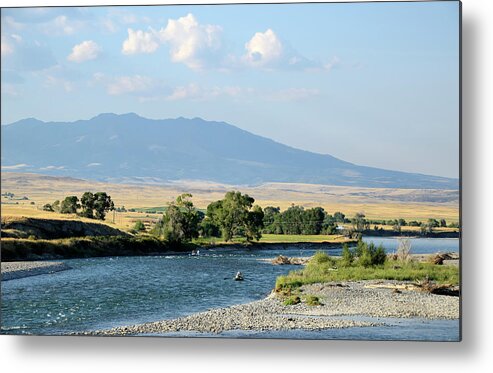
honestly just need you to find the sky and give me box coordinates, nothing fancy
[1,1,460,178]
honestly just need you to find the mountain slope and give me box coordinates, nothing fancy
[1,113,458,189]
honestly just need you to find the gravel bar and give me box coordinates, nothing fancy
[84,280,459,336]
[1,261,72,281]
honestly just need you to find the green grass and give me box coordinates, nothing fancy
[283,295,301,305]
[275,252,459,292]
[305,295,322,306]
[260,234,350,243]
[191,234,353,246]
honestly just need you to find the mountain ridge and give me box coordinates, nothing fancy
[2,113,458,190]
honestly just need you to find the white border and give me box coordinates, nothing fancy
[2,0,492,372]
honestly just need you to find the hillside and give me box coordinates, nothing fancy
[2,113,458,189]
[1,216,129,240]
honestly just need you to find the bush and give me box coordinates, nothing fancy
[283,295,301,306]
[341,243,354,267]
[42,203,54,212]
[396,238,412,262]
[357,241,386,267]
[312,251,332,265]
[133,220,146,232]
[305,295,322,306]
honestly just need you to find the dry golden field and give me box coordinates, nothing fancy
[1,172,459,229]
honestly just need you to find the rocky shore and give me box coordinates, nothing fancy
[1,261,72,281]
[84,279,459,336]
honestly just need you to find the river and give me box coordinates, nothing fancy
[0,237,459,340]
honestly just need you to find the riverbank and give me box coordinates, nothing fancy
[84,279,459,336]
[1,261,72,281]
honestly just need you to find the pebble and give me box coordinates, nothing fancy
[86,280,459,336]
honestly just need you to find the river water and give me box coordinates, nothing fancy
[0,237,460,340]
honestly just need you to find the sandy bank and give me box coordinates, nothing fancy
[1,261,72,281]
[85,279,459,336]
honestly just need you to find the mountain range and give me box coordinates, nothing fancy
[1,113,458,189]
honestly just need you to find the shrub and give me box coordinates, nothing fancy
[133,220,146,232]
[42,203,54,212]
[283,295,301,306]
[312,251,332,265]
[341,243,354,267]
[305,295,322,306]
[396,238,412,262]
[357,241,386,267]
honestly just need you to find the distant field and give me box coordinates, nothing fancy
[260,234,350,243]
[1,172,459,223]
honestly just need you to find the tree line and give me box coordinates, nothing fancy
[145,192,460,245]
[42,192,114,221]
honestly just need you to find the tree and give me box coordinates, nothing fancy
[153,194,200,244]
[245,205,264,241]
[42,203,54,212]
[440,219,447,227]
[333,212,346,223]
[341,243,354,267]
[80,192,95,218]
[51,200,61,212]
[133,220,146,232]
[262,206,281,234]
[206,191,263,242]
[60,196,80,214]
[352,212,369,232]
[92,192,114,220]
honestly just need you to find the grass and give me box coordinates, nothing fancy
[305,295,322,306]
[2,172,459,222]
[1,235,193,261]
[283,295,301,306]
[260,234,351,243]
[190,234,354,246]
[275,251,459,293]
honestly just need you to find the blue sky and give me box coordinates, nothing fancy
[1,1,460,178]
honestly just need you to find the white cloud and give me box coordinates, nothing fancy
[1,83,22,97]
[266,88,320,101]
[67,40,102,63]
[157,13,223,70]
[2,163,29,170]
[122,28,159,54]
[86,163,101,167]
[53,15,75,35]
[165,84,252,101]
[1,37,14,56]
[243,29,283,67]
[40,165,65,170]
[93,73,157,96]
[45,74,74,92]
[121,14,223,70]
[43,15,85,36]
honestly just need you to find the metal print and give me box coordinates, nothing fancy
[0,1,461,341]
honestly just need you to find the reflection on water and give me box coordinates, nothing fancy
[1,238,459,339]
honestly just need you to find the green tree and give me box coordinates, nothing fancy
[80,192,95,218]
[262,206,281,234]
[333,211,346,223]
[245,205,264,241]
[51,200,61,212]
[206,191,263,242]
[133,220,146,232]
[199,218,221,238]
[42,203,54,212]
[153,194,200,244]
[440,219,447,227]
[60,196,80,214]
[352,212,369,232]
[92,192,114,220]
[341,243,354,267]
